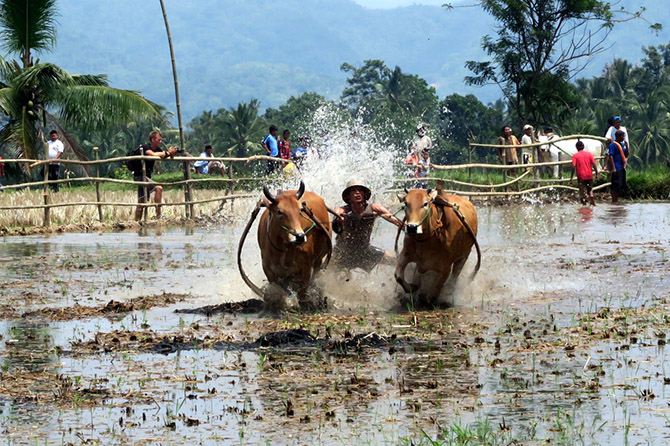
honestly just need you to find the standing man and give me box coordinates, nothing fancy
[134,130,178,221]
[569,140,599,206]
[332,180,404,272]
[497,125,520,166]
[520,124,536,165]
[261,125,279,175]
[46,130,64,192]
[606,130,629,204]
[194,145,225,175]
[410,123,433,156]
[605,116,629,151]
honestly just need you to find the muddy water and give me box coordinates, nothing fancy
[0,202,669,445]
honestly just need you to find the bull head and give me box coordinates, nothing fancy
[403,189,438,235]
[263,182,308,246]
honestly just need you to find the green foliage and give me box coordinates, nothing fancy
[263,92,330,138]
[0,1,163,171]
[188,99,266,176]
[465,0,655,126]
[626,165,670,199]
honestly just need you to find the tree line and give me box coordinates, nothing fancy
[0,0,667,183]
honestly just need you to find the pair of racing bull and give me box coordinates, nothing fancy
[237,181,480,310]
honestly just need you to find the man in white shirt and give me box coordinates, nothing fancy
[194,145,225,175]
[46,129,65,191]
[520,124,536,164]
[605,116,629,151]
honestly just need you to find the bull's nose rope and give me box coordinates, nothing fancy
[280,213,316,236]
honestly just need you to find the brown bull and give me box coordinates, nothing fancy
[395,189,480,306]
[257,181,332,309]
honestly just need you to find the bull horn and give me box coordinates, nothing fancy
[296,181,305,199]
[404,187,409,194]
[426,188,432,195]
[263,186,277,204]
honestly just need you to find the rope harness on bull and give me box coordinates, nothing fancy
[432,196,482,279]
[393,188,482,280]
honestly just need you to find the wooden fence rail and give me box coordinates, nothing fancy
[0,134,609,227]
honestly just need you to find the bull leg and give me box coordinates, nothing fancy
[395,253,418,294]
[449,255,469,281]
[297,267,322,311]
[416,269,448,307]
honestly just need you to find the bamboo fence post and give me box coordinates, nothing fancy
[227,147,234,211]
[93,147,103,222]
[467,138,472,183]
[158,0,193,219]
[141,159,148,221]
[42,141,51,227]
[501,148,507,188]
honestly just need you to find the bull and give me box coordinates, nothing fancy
[238,181,332,310]
[394,189,481,307]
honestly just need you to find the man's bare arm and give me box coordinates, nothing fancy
[371,203,403,227]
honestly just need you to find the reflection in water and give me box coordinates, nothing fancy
[137,226,164,237]
[578,207,594,223]
[137,242,164,268]
[4,320,54,373]
[602,204,628,225]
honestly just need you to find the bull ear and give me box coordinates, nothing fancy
[263,186,277,204]
[397,194,406,203]
[428,190,438,201]
[296,181,305,199]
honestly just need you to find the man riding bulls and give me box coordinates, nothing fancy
[332,180,403,272]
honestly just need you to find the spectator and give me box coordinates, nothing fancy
[496,125,520,166]
[520,124,536,164]
[415,148,431,189]
[606,129,629,204]
[279,130,291,164]
[605,116,629,151]
[410,123,433,158]
[569,140,599,206]
[261,125,279,175]
[134,130,178,221]
[292,136,309,167]
[45,130,64,192]
[194,145,225,176]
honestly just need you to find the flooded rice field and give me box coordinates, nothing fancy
[0,201,669,445]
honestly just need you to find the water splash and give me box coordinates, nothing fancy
[273,104,400,207]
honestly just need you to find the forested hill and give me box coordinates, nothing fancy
[46,0,667,121]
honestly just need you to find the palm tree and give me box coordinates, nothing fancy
[0,0,163,167]
[221,99,265,158]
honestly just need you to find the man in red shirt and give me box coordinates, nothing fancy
[569,140,599,206]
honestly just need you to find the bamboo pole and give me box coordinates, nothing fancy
[93,147,103,222]
[42,140,50,227]
[141,159,148,221]
[159,0,193,219]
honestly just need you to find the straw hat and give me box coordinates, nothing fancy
[342,179,371,203]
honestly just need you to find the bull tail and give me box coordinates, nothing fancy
[237,200,265,298]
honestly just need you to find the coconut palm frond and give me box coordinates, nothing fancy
[0,0,58,62]
[59,85,163,132]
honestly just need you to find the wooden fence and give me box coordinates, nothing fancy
[0,134,610,227]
